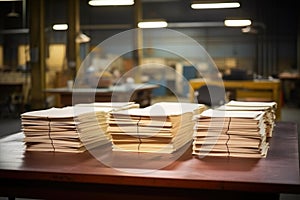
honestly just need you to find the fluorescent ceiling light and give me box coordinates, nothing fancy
[138,21,168,28]
[224,19,251,27]
[191,2,240,9]
[52,24,68,31]
[88,0,134,6]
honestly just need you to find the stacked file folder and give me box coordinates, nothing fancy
[21,102,138,153]
[107,102,206,153]
[216,100,277,137]
[75,102,139,141]
[193,101,277,158]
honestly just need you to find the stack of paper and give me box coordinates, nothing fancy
[193,109,269,158]
[75,102,139,140]
[107,102,206,153]
[21,102,139,153]
[22,107,85,153]
[216,100,277,137]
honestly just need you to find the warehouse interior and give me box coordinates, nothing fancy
[0,0,299,199]
[0,0,299,111]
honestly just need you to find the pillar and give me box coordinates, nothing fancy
[67,0,80,79]
[28,0,46,109]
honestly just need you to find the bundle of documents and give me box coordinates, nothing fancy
[193,108,270,158]
[21,102,138,153]
[107,102,206,153]
[216,100,277,137]
[75,102,139,140]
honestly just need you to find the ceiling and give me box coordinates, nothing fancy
[0,0,298,37]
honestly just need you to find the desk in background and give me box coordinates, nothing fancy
[0,122,299,199]
[189,79,282,119]
[0,72,30,115]
[45,83,159,108]
[0,82,25,115]
[279,72,300,106]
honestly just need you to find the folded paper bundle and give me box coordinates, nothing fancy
[21,102,138,153]
[107,102,206,153]
[216,100,277,137]
[193,101,277,158]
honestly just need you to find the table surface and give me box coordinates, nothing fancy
[0,122,299,194]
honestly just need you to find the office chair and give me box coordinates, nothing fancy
[195,84,226,107]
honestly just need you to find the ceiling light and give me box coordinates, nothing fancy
[241,26,258,34]
[241,26,251,33]
[224,19,251,27]
[52,24,68,31]
[191,2,240,9]
[138,21,168,28]
[7,10,19,17]
[7,1,19,17]
[76,32,91,43]
[88,0,134,6]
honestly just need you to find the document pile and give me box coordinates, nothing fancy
[193,101,277,158]
[21,102,138,153]
[216,100,277,137]
[75,102,139,141]
[107,102,206,153]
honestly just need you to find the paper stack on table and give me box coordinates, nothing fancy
[21,102,138,153]
[193,107,271,158]
[107,102,206,153]
[75,102,139,140]
[22,107,82,153]
[216,100,277,137]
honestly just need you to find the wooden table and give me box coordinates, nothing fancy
[45,83,159,108]
[189,79,282,119]
[0,122,299,199]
